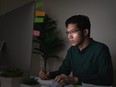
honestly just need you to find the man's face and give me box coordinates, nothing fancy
[66,23,84,46]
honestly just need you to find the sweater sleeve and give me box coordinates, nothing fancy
[78,45,113,86]
[49,49,72,79]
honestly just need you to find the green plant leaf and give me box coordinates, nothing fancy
[33,14,65,70]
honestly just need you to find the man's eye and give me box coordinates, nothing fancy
[66,29,79,35]
[66,32,69,34]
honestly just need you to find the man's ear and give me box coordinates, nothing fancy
[84,29,89,36]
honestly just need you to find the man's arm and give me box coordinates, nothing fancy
[49,50,72,79]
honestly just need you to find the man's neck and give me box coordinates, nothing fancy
[78,37,91,51]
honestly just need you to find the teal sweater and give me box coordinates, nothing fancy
[49,39,113,86]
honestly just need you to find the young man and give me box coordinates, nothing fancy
[39,15,113,86]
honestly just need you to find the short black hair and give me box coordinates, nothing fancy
[65,15,91,33]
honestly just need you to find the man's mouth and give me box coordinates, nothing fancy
[70,40,75,43]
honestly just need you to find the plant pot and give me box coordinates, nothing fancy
[20,83,40,87]
[0,76,22,87]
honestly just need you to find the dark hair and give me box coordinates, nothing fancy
[65,15,91,36]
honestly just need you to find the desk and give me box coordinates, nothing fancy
[36,77,74,87]
[37,77,112,87]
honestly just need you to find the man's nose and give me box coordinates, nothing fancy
[68,34,73,39]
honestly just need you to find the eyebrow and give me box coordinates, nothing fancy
[67,29,79,31]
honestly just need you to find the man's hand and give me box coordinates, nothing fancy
[54,74,78,86]
[39,70,50,80]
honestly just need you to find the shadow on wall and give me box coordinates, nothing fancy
[113,69,116,87]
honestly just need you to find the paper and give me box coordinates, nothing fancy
[35,10,45,16]
[34,18,44,23]
[36,77,53,85]
[33,30,40,36]
[35,1,43,8]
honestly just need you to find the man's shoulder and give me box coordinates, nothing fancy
[92,39,109,50]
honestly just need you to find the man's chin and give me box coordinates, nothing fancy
[71,44,77,46]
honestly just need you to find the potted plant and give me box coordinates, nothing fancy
[33,15,65,71]
[0,67,24,87]
[20,76,40,87]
